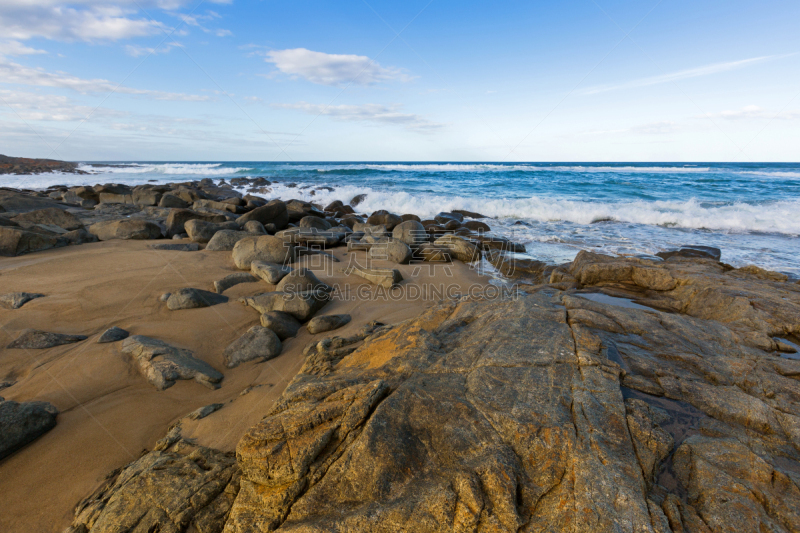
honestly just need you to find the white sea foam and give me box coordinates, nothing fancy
[312,163,712,173]
[254,183,800,235]
[78,163,252,175]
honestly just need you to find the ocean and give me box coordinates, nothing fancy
[6,161,800,276]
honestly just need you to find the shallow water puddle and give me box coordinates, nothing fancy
[576,292,656,312]
[775,337,800,360]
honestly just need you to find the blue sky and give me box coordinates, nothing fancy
[0,0,798,161]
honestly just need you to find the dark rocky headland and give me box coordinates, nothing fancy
[1,166,799,533]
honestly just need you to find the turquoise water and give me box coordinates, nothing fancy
[7,161,800,275]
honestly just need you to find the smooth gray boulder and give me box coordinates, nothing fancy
[11,207,84,231]
[88,219,163,241]
[185,219,238,243]
[299,216,332,231]
[232,235,295,270]
[98,326,129,343]
[235,199,288,229]
[241,291,330,321]
[275,268,333,294]
[0,227,66,256]
[307,314,351,334]
[243,220,267,234]
[7,329,87,349]
[391,220,427,246]
[121,335,223,390]
[206,230,251,251]
[260,311,302,340]
[367,211,402,230]
[250,261,291,284]
[166,288,228,310]
[223,326,282,368]
[165,209,227,237]
[158,194,189,209]
[0,400,58,460]
[0,292,44,310]
[368,240,412,264]
[276,227,341,247]
[345,265,403,288]
[433,234,481,262]
[213,273,258,293]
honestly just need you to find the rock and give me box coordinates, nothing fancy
[251,260,291,284]
[434,211,464,224]
[464,220,491,232]
[345,265,403,288]
[391,219,427,246]
[63,228,99,244]
[235,199,289,229]
[452,209,488,218]
[298,215,332,231]
[205,229,252,251]
[121,335,223,390]
[415,243,452,262]
[159,292,171,302]
[158,193,189,209]
[223,326,282,368]
[165,208,227,237]
[213,272,258,293]
[324,200,344,212]
[487,249,549,281]
[349,193,367,206]
[167,288,228,310]
[473,234,526,253]
[285,199,326,222]
[656,245,721,261]
[64,437,239,533]
[0,400,58,460]
[232,235,295,270]
[276,227,342,247]
[0,216,19,227]
[194,199,239,213]
[7,329,87,349]
[0,226,66,256]
[97,326,129,343]
[400,213,421,222]
[243,220,267,234]
[185,219,230,243]
[10,207,84,231]
[0,292,44,310]
[132,188,162,206]
[88,219,163,241]
[148,242,199,251]
[241,291,330,321]
[736,264,788,282]
[367,210,402,230]
[260,311,302,340]
[187,403,224,420]
[307,314,351,334]
[433,234,481,262]
[368,240,413,264]
[275,268,333,294]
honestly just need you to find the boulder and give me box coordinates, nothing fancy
[299,216,332,231]
[185,219,238,243]
[415,243,452,262]
[7,329,87,349]
[166,288,228,310]
[232,235,295,270]
[241,291,330,321]
[121,335,223,390]
[367,211,402,230]
[487,249,549,281]
[391,220,427,246]
[0,292,44,310]
[132,189,162,206]
[97,326,129,343]
[260,311,302,340]
[0,400,58,460]
[223,326,282,368]
[307,314,351,334]
[251,261,291,284]
[346,265,403,288]
[452,209,488,218]
[88,219,163,241]
[433,234,481,262]
[656,245,721,262]
[401,213,421,222]
[205,229,251,251]
[368,240,413,264]
[193,199,238,213]
[0,227,66,256]
[276,227,342,248]
[158,193,189,209]
[464,220,491,232]
[165,208,227,237]
[275,268,333,294]
[324,200,344,212]
[236,199,289,229]
[10,207,84,231]
[243,220,267,234]
[63,228,98,245]
[350,193,367,206]
[434,211,464,224]
[213,273,258,293]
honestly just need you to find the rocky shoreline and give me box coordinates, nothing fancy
[0,154,85,176]
[1,176,799,532]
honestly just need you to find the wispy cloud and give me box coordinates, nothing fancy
[124,41,181,57]
[580,55,788,95]
[0,89,124,121]
[0,58,210,101]
[700,105,800,120]
[264,48,412,86]
[274,102,443,132]
[0,40,47,57]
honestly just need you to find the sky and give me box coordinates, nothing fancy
[0,0,798,162]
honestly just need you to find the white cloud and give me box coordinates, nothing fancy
[580,55,788,95]
[700,105,800,121]
[0,58,210,101]
[0,89,125,121]
[124,41,181,57]
[0,40,47,56]
[275,102,442,131]
[264,48,412,86]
